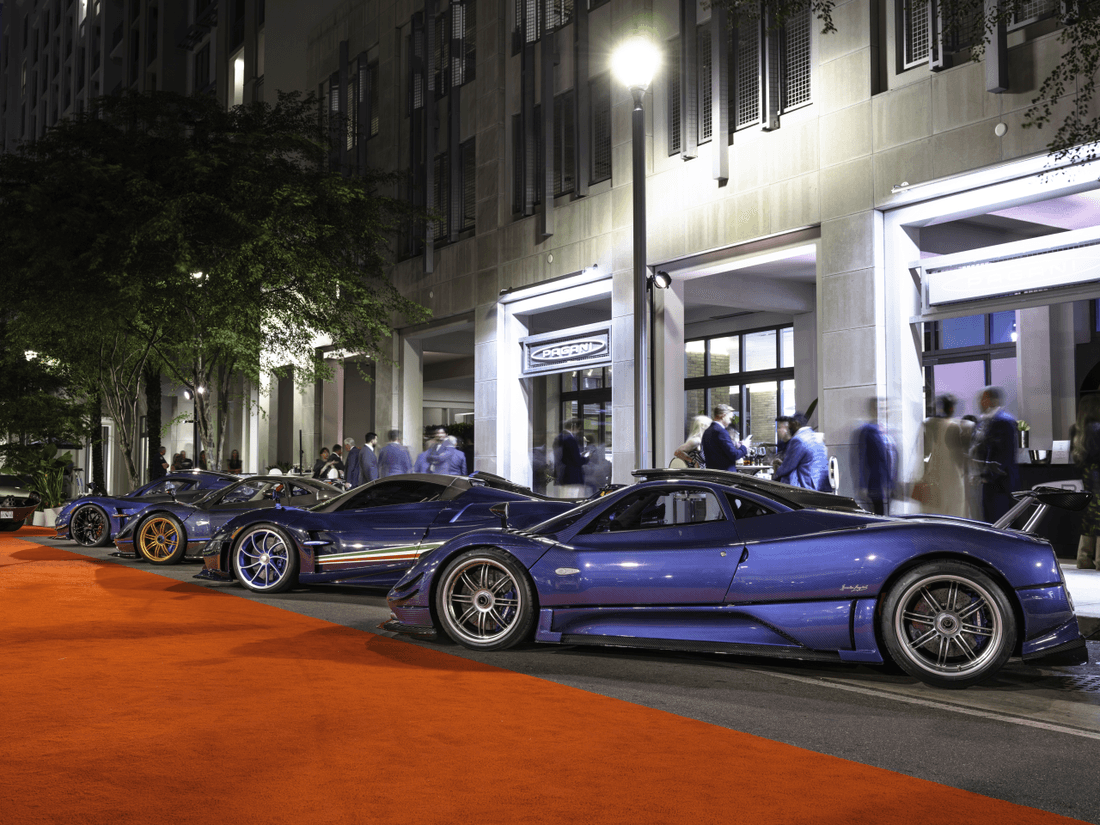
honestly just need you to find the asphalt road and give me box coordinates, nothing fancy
[30,535,1100,824]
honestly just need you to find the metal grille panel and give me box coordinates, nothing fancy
[591,73,611,183]
[462,139,476,230]
[546,0,574,31]
[901,0,930,68]
[734,13,760,130]
[781,8,811,110]
[668,36,681,155]
[554,90,575,196]
[697,25,711,143]
[432,152,449,241]
[1011,0,1058,27]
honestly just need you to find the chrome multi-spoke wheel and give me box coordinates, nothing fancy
[436,549,535,651]
[136,514,186,564]
[881,561,1016,689]
[71,504,110,547]
[232,526,298,593]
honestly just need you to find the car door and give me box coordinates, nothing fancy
[308,479,452,581]
[531,485,744,607]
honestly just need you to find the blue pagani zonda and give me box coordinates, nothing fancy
[194,472,577,594]
[385,469,1089,689]
[54,470,240,547]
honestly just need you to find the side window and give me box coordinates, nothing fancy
[339,480,446,510]
[725,493,774,521]
[585,488,725,534]
[287,484,313,498]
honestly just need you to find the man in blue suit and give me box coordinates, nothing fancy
[700,404,748,471]
[973,386,1019,523]
[344,438,361,487]
[774,412,829,491]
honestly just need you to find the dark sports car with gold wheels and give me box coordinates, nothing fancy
[54,471,239,547]
[112,475,340,564]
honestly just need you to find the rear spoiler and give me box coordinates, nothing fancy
[992,486,1091,532]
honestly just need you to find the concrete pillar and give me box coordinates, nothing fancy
[611,267,637,482]
[1018,304,1077,449]
[401,335,424,468]
[654,276,686,467]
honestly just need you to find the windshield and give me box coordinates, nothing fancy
[526,497,605,536]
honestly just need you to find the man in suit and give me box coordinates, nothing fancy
[378,430,413,477]
[358,432,379,483]
[700,404,748,471]
[344,438,361,487]
[773,412,829,491]
[973,386,1019,523]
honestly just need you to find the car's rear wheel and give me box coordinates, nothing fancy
[436,548,535,651]
[136,514,187,564]
[71,504,110,547]
[231,526,299,593]
[880,560,1016,689]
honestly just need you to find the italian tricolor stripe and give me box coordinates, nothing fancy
[315,541,445,566]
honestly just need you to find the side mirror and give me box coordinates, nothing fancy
[489,502,510,529]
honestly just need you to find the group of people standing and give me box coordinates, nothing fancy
[672,404,831,493]
[311,430,419,484]
[152,446,243,479]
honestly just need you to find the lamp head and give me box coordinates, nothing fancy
[651,270,672,289]
[612,36,660,92]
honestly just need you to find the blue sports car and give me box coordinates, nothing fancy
[384,469,1089,689]
[54,470,240,547]
[112,475,341,564]
[194,472,577,594]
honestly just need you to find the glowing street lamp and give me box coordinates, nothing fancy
[612,36,660,469]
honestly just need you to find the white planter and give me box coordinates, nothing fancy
[32,510,45,526]
[43,508,57,528]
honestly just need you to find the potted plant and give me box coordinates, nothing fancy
[2,443,73,525]
[1017,420,1030,449]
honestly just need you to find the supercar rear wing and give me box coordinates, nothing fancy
[992,486,1091,533]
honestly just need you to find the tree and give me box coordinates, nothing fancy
[714,0,1100,164]
[0,90,428,486]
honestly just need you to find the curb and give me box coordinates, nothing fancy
[1079,616,1100,641]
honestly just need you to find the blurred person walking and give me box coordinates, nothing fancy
[971,386,1019,523]
[1071,395,1100,569]
[855,398,896,516]
[553,419,587,497]
[378,430,413,477]
[414,427,449,473]
[913,394,969,518]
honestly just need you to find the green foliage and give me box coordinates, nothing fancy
[1,443,73,510]
[0,328,87,448]
[0,90,428,484]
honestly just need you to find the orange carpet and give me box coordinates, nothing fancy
[0,528,1087,825]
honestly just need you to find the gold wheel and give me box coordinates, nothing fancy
[137,515,185,564]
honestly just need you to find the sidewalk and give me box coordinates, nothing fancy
[1062,564,1100,639]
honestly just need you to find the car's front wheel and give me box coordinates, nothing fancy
[435,548,536,651]
[71,504,110,547]
[231,526,299,593]
[136,514,187,564]
[880,560,1017,689]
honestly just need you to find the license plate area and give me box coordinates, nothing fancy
[1,510,14,519]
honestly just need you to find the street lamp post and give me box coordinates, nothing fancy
[612,37,660,470]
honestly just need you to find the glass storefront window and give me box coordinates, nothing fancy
[685,388,707,421]
[745,382,777,442]
[780,379,796,416]
[932,360,985,418]
[940,314,985,348]
[744,330,777,371]
[990,356,1018,417]
[686,340,706,380]
[990,311,1016,345]
[780,328,794,368]
[709,337,738,375]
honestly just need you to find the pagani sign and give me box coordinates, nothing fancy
[521,326,612,376]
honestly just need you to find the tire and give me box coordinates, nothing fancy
[71,504,110,547]
[135,514,187,565]
[435,548,536,651]
[0,520,20,532]
[231,525,299,593]
[880,560,1017,689]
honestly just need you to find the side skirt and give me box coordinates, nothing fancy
[558,634,843,662]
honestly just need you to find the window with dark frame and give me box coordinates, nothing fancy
[553,89,575,197]
[921,312,1017,418]
[697,24,712,144]
[590,72,611,184]
[460,137,476,231]
[432,150,449,241]
[668,35,681,156]
[684,326,796,444]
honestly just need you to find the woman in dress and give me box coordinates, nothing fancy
[1071,395,1100,570]
[917,394,969,517]
[671,415,711,468]
[227,449,243,474]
